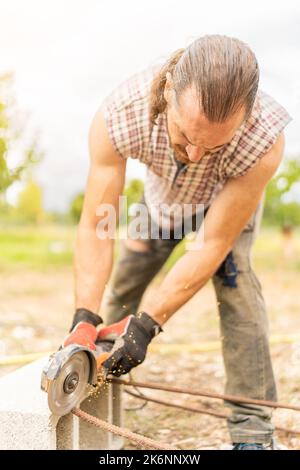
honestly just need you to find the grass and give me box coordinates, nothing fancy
[0,225,75,270]
[162,225,300,273]
[253,226,300,271]
[0,223,299,272]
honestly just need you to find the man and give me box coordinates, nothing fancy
[63,35,292,449]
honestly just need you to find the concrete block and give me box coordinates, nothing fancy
[78,382,124,450]
[0,357,123,450]
[57,413,79,450]
[111,380,124,450]
[0,358,59,450]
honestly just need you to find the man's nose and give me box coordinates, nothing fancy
[185,144,206,162]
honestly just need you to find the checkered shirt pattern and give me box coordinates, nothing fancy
[101,64,292,227]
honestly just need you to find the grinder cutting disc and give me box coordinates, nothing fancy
[47,351,90,416]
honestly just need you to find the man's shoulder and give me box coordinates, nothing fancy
[100,63,163,161]
[237,89,292,152]
[101,63,162,114]
[248,89,292,134]
[220,90,292,179]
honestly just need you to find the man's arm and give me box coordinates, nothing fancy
[142,132,285,326]
[74,109,126,313]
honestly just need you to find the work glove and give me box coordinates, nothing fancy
[62,308,103,350]
[97,311,163,376]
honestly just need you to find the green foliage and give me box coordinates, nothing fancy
[263,158,300,228]
[69,179,144,225]
[0,73,42,197]
[123,178,144,208]
[15,180,45,224]
[69,192,84,223]
[121,178,144,224]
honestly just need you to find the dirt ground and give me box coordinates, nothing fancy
[0,266,300,450]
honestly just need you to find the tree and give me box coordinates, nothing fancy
[69,192,84,223]
[263,157,300,229]
[0,73,42,200]
[15,180,44,224]
[121,179,144,225]
[69,179,144,225]
[123,178,144,208]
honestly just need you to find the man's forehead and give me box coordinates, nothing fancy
[174,86,245,140]
[174,87,204,126]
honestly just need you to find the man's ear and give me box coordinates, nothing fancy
[163,72,174,104]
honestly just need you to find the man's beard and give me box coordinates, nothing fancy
[172,144,191,164]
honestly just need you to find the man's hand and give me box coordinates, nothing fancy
[98,312,163,376]
[62,308,103,350]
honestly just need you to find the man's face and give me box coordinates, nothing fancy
[164,81,246,164]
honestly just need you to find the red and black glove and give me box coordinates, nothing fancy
[62,308,103,350]
[98,311,163,376]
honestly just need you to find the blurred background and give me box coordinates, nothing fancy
[0,0,300,449]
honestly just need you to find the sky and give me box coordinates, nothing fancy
[1,0,300,211]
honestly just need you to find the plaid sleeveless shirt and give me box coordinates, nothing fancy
[101,64,292,227]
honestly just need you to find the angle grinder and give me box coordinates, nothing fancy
[41,338,114,416]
